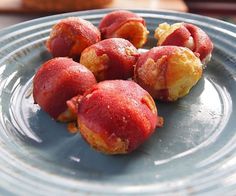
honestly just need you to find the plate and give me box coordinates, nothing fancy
[0,9,236,195]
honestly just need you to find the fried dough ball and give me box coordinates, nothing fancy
[77,80,163,154]
[33,57,97,122]
[99,10,149,48]
[46,17,101,60]
[154,22,213,65]
[80,38,139,81]
[134,46,203,102]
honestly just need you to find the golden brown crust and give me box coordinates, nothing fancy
[112,21,149,48]
[57,107,77,123]
[80,48,109,81]
[78,118,129,154]
[154,22,183,45]
[166,48,202,100]
[134,47,203,101]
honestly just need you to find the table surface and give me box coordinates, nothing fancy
[0,0,187,29]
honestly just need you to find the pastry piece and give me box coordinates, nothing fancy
[33,57,96,122]
[134,46,203,101]
[80,38,139,81]
[154,22,213,65]
[99,10,149,48]
[46,17,101,60]
[77,80,163,154]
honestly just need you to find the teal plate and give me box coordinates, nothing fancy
[0,9,236,195]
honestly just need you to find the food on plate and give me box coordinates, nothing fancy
[33,57,97,122]
[76,80,163,154]
[32,14,215,155]
[80,38,139,81]
[99,10,149,48]
[154,22,213,65]
[134,46,203,101]
[46,17,101,60]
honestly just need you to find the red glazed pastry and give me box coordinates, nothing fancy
[99,10,149,48]
[77,80,163,154]
[154,22,213,65]
[46,17,101,60]
[134,46,203,101]
[80,38,139,81]
[33,57,97,122]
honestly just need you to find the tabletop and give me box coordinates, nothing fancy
[0,0,188,29]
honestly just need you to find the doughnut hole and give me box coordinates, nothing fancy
[80,38,139,81]
[77,80,163,154]
[154,22,213,65]
[46,17,101,60]
[33,57,97,122]
[134,46,203,101]
[99,10,148,48]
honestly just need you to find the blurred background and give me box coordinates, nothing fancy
[0,0,235,29]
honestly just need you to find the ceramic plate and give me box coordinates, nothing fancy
[0,9,236,195]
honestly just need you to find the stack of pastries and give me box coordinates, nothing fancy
[33,10,213,154]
